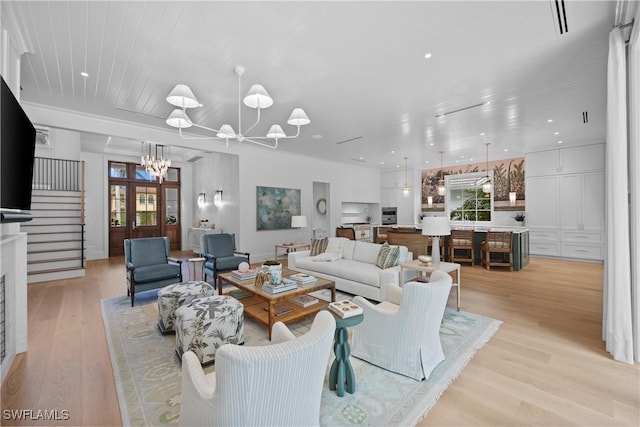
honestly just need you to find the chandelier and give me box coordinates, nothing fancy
[141,142,171,183]
[437,151,446,196]
[165,66,311,149]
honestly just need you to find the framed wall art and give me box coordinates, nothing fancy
[256,186,301,230]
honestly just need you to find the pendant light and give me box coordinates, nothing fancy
[402,156,410,197]
[482,142,492,193]
[437,151,446,196]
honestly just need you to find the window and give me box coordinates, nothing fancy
[446,172,493,223]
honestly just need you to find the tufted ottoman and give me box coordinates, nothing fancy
[175,295,244,364]
[157,281,216,334]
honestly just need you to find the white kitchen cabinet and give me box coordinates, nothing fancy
[526,143,605,177]
[525,144,604,261]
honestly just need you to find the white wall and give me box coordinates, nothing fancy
[234,147,381,262]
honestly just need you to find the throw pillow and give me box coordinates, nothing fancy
[309,238,328,256]
[376,243,401,269]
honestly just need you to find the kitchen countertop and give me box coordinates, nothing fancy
[375,224,529,234]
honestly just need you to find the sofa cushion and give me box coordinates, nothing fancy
[296,258,383,287]
[342,240,356,260]
[353,241,383,264]
[309,238,328,256]
[376,243,401,269]
[133,264,181,283]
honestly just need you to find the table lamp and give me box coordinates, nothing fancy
[421,216,450,264]
[291,215,308,242]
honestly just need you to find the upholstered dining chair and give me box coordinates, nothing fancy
[480,231,513,271]
[351,270,452,381]
[448,229,475,264]
[124,237,182,306]
[202,233,250,287]
[179,311,336,427]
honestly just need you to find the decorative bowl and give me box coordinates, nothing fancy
[418,255,432,265]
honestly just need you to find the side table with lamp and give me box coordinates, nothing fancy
[400,216,461,311]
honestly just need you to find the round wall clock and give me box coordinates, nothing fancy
[316,198,327,215]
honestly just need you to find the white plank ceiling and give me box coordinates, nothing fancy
[2,1,621,169]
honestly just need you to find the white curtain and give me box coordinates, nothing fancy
[628,6,640,362]
[603,27,633,363]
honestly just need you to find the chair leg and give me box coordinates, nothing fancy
[486,250,491,271]
[130,286,135,307]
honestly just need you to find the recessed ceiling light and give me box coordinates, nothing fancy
[469,158,474,161]
[425,160,429,164]
[391,150,395,154]
[504,148,508,152]
[480,132,485,136]
[312,134,323,139]
[547,119,553,123]
[455,160,460,163]
[460,155,464,158]
[424,52,432,59]
[554,131,559,135]
[380,161,384,165]
[557,140,563,144]
[359,156,363,160]
[429,142,434,146]
[80,71,89,77]
[396,164,400,168]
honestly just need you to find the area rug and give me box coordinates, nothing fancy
[101,290,501,426]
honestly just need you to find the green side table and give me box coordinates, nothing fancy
[329,312,363,397]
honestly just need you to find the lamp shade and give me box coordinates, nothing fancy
[216,124,237,139]
[267,125,286,139]
[421,216,450,236]
[287,108,311,126]
[243,84,274,109]
[166,109,193,128]
[166,84,201,108]
[291,215,308,228]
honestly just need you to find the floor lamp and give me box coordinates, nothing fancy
[291,215,308,242]
[421,216,450,264]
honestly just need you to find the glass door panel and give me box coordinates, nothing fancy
[110,185,127,227]
[135,186,158,227]
[165,188,179,225]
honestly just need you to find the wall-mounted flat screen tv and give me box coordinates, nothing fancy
[1,76,36,223]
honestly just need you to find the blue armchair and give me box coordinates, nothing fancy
[124,237,182,306]
[202,233,250,287]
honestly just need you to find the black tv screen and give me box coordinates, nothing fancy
[1,76,36,222]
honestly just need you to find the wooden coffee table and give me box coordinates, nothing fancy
[217,266,336,339]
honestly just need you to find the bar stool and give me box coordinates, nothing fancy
[480,231,513,271]
[449,229,474,264]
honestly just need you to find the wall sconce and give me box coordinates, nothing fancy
[509,191,517,206]
[427,196,433,208]
[214,190,223,207]
[197,192,206,209]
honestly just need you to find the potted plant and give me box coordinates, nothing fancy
[513,212,526,225]
[262,260,282,285]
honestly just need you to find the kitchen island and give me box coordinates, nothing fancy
[375,225,529,271]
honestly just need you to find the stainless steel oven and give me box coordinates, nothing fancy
[381,207,397,225]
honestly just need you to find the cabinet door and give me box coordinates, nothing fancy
[526,176,559,228]
[581,171,605,232]
[560,144,605,174]
[525,150,559,177]
[559,174,581,231]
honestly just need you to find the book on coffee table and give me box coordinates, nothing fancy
[288,295,319,307]
[329,300,363,319]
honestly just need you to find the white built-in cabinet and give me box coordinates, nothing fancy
[380,168,420,225]
[525,143,605,261]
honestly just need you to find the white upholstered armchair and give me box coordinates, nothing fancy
[351,270,452,381]
[179,311,336,427]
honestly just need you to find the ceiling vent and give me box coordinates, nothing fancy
[336,136,363,145]
[582,111,589,124]
[187,155,203,163]
[551,0,569,35]
[435,101,488,118]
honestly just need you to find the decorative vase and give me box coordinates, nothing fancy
[262,262,282,285]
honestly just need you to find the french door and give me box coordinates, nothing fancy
[108,162,181,256]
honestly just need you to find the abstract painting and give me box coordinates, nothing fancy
[256,186,301,230]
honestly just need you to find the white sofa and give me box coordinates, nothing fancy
[287,239,413,302]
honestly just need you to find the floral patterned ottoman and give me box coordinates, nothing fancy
[175,295,245,364]
[157,281,216,334]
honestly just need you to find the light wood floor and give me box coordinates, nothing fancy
[1,255,638,426]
